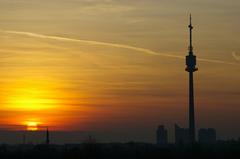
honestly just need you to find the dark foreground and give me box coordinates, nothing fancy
[0,141,240,159]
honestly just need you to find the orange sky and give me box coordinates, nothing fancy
[0,0,240,142]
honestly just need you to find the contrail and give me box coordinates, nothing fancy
[232,52,240,61]
[1,30,239,66]
[2,30,183,59]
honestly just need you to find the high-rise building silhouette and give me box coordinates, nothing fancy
[156,125,168,145]
[198,128,216,144]
[185,15,198,143]
[175,124,189,144]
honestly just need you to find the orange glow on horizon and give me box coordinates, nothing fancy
[0,78,80,131]
[1,79,55,130]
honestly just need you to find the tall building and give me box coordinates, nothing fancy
[185,15,198,143]
[175,124,189,144]
[156,125,168,145]
[198,128,216,144]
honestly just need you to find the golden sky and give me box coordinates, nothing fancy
[0,0,239,141]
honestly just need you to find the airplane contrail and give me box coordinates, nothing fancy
[1,30,239,66]
[2,30,183,58]
[232,52,240,61]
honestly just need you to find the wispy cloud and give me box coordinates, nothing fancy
[232,52,240,61]
[1,30,239,66]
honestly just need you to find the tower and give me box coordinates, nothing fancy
[46,127,50,145]
[185,15,198,143]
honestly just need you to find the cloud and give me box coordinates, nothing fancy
[232,52,240,61]
[1,30,239,66]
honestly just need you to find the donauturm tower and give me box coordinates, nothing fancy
[185,15,198,143]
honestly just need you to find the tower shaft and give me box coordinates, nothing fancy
[189,71,195,143]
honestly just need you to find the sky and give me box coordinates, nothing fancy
[0,0,239,143]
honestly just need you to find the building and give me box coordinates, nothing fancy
[156,125,168,145]
[175,124,189,144]
[198,128,216,144]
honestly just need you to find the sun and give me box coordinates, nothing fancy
[26,121,39,131]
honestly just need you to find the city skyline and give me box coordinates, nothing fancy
[0,0,240,143]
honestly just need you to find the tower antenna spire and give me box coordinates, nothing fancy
[188,14,193,54]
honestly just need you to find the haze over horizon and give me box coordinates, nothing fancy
[0,0,239,143]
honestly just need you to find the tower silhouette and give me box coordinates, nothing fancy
[46,127,50,145]
[185,15,198,143]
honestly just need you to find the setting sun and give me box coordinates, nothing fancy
[26,121,39,131]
